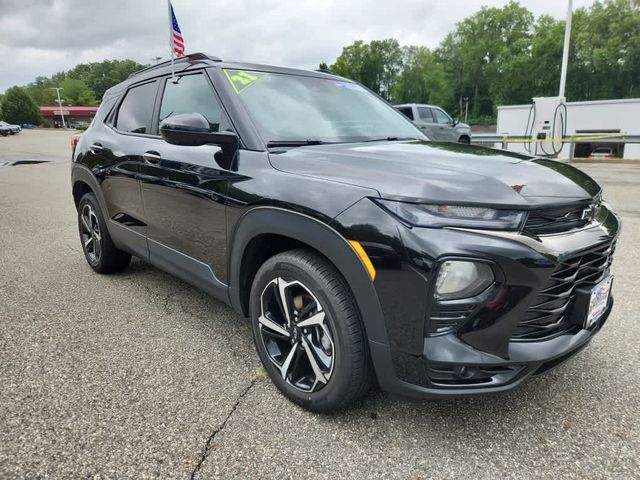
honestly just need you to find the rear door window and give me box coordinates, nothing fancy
[115,81,158,134]
[418,107,434,122]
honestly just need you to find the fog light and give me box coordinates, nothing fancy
[435,261,494,300]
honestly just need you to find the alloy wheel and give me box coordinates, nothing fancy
[80,204,102,263]
[258,277,335,392]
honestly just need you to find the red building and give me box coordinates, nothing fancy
[40,106,98,128]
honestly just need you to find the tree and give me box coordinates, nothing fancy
[21,59,146,107]
[437,1,535,119]
[60,78,97,106]
[330,39,403,100]
[73,59,145,99]
[331,40,375,89]
[527,15,565,98]
[0,87,42,125]
[322,0,640,122]
[569,0,640,100]
[369,39,403,99]
[393,46,451,107]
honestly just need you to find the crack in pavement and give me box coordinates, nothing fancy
[190,378,258,480]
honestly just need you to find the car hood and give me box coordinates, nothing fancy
[268,141,601,207]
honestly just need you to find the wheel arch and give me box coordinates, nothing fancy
[228,207,389,345]
[71,165,108,214]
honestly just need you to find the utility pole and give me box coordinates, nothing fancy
[50,87,65,128]
[152,56,163,65]
[463,97,469,123]
[558,0,573,98]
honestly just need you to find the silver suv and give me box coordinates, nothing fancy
[395,103,471,144]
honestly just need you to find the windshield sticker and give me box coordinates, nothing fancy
[224,70,266,94]
[331,80,366,92]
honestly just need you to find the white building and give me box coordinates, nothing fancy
[496,98,640,160]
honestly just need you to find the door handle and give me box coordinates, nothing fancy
[89,143,103,154]
[143,151,162,164]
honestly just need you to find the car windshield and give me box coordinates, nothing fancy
[224,70,426,144]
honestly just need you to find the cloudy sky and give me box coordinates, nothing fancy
[0,0,596,93]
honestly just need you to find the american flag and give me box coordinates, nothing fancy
[170,2,185,57]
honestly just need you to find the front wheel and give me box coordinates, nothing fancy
[250,249,373,412]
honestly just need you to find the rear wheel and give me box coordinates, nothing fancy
[77,192,131,273]
[250,249,373,412]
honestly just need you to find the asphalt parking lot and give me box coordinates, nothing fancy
[1,130,639,479]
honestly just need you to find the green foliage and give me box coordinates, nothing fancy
[22,59,146,107]
[330,39,403,100]
[436,1,535,118]
[324,0,640,122]
[393,46,450,106]
[68,59,145,99]
[0,87,43,125]
[60,78,97,106]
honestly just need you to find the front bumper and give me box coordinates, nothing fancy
[371,298,612,399]
[334,199,620,398]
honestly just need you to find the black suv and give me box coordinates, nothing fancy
[72,53,619,411]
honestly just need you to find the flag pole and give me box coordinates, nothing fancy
[168,0,175,82]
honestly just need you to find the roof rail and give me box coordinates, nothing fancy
[128,53,223,79]
[315,68,339,76]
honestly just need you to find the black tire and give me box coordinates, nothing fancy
[459,135,471,144]
[250,248,373,412]
[77,192,131,273]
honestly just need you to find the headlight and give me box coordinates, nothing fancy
[436,261,494,300]
[375,199,525,230]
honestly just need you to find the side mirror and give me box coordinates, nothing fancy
[160,112,238,150]
[452,118,459,127]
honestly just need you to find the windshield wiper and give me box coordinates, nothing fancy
[267,139,328,148]
[361,136,422,142]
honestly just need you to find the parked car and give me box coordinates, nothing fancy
[0,125,10,136]
[71,53,619,411]
[395,103,471,143]
[69,121,90,130]
[589,147,614,159]
[0,121,21,134]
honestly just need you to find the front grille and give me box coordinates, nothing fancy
[524,203,592,236]
[512,241,615,340]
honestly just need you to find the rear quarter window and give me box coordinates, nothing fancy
[398,107,414,120]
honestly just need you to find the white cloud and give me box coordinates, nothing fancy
[0,0,596,93]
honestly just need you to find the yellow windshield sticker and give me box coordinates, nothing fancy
[224,69,265,94]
